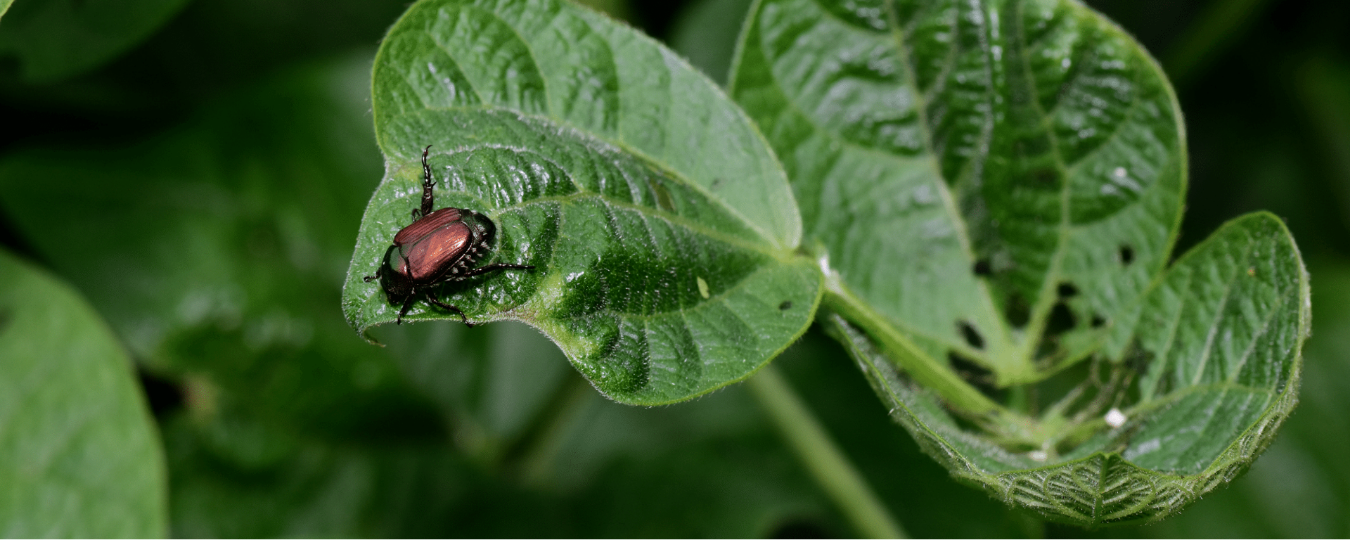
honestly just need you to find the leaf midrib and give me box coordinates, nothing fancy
[872,0,1148,379]
[879,0,1027,373]
[383,148,789,261]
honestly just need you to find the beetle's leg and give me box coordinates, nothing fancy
[426,291,471,327]
[410,208,422,220]
[396,295,417,325]
[463,263,535,278]
[420,144,435,217]
[363,268,382,283]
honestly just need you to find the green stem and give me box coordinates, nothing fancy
[747,365,907,539]
[511,372,595,486]
[823,287,999,414]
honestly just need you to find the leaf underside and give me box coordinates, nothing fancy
[343,0,823,405]
[732,0,1309,526]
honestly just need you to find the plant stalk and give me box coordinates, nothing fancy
[747,365,907,539]
[823,287,999,414]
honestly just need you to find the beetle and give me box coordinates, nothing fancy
[364,145,533,325]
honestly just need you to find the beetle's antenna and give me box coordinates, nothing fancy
[420,144,435,217]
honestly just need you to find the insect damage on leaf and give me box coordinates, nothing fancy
[732,0,1310,526]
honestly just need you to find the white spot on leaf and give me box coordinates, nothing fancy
[1105,408,1127,428]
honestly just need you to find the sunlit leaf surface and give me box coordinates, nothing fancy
[343,0,822,405]
[734,0,1185,385]
[732,0,1308,525]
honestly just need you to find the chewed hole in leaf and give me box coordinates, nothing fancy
[779,300,792,310]
[1004,292,1031,328]
[972,258,993,276]
[1035,302,1077,360]
[1046,302,1076,334]
[1057,282,1079,298]
[1091,314,1107,328]
[957,320,984,350]
[1119,244,1135,265]
[948,351,1003,400]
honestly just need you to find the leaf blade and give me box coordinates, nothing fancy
[827,212,1308,525]
[731,0,1186,382]
[372,0,800,249]
[0,250,167,537]
[347,0,822,405]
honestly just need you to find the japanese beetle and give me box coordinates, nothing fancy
[364,145,533,325]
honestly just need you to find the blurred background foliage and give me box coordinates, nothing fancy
[0,0,1347,536]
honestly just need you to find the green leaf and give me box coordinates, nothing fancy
[731,0,1186,387]
[0,0,193,83]
[0,249,167,537]
[344,0,823,405]
[1109,259,1350,538]
[827,212,1308,526]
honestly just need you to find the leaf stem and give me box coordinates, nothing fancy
[747,365,907,539]
[510,372,596,486]
[822,285,999,414]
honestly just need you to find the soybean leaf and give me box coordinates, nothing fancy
[1110,260,1350,538]
[0,53,441,442]
[772,328,1032,538]
[732,0,1185,388]
[0,0,193,83]
[828,213,1308,526]
[0,0,11,19]
[343,0,822,405]
[0,249,167,537]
